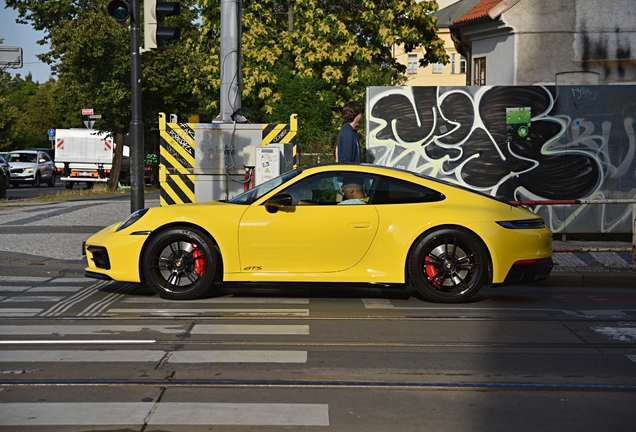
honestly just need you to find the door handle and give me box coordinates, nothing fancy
[347,223,372,229]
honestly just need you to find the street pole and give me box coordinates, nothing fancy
[130,0,145,212]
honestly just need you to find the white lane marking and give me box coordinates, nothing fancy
[169,350,307,363]
[0,276,50,283]
[28,286,85,292]
[149,403,329,426]
[0,403,330,427]
[79,283,136,316]
[0,340,156,345]
[192,324,310,335]
[0,286,32,292]
[552,252,588,267]
[627,355,636,364]
[361,299,580,315]
[580,310,627,316]
[0,350,165,362]
[49,277,92,283]
[0,325,185,335]
[2,296,65,303]
[592,326,636,341]
[123,297,310,304]
[108,308,309,317]
[0,309,42,317]
[40,280,109,316]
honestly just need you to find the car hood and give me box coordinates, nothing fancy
[8,162,38,168]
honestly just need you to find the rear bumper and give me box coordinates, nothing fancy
[496,258,554,286]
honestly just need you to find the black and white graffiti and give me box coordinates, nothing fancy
[366,85,636,233]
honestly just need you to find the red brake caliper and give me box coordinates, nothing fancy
[425,256,438,286]
[191,243,205,277]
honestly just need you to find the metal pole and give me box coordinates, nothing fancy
[130,0,145,212]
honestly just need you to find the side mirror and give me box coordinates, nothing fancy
[265,193,293,213]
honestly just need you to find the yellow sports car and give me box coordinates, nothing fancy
[84,164,552,303]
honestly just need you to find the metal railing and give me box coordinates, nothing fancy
[510,199,636,269]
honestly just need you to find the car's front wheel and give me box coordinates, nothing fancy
[142,227,219,300]
[32,173,40,188]
[408,228,489,303]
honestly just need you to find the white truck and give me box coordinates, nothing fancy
[54,129,130,189]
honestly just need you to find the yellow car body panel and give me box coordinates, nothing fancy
[84,164,552,294]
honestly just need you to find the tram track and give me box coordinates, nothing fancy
[2,378,636,392]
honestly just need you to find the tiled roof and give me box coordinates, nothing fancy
[454,0,505,24]
[434,0,482,28]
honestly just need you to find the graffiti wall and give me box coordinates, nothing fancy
[366,85,636,233]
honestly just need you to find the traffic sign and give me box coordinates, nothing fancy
[84,120,95,129]
[82,108,94,115]
[47,128,55,137]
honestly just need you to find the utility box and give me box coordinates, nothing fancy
[255,146,280,185]
[158,113,297,205]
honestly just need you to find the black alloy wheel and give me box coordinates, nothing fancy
[408,228,489,303]
[142,227,219,300]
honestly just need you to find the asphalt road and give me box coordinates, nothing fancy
[1,195,636,430]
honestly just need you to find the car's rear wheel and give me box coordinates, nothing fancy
[32,173,40,188]
[142,227,219,300]
[47,173,55,187]
[408,228,489,303]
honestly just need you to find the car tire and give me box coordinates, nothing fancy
[408,228,489,303]
[65,182,73,190]
[47,173,55,187]
[142,227,219,300]
[32,173,40,188]
[0,175,6,199]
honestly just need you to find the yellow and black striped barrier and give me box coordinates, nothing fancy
[262,114,298,168]
[159,112,196,206]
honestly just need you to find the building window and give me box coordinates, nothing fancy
[407,55,418,74]
[460,55,466,74]
[473,57,486,85]
[432,62,443,74]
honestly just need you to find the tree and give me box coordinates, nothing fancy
[193,0,446,155]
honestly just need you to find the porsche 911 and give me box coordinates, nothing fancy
[83,164,552,303]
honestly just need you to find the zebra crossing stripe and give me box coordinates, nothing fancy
[40,280,109,316]
[79,283,136,316]
[0,402,330,426]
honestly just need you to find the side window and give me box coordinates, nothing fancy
[370,176,445,204]
[40,153,51,162]
[283,172,377,205]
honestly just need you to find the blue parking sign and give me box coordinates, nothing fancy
[47,128,55,137]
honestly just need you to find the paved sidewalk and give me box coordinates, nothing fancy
[0,193,635,288]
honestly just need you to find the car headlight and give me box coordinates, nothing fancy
[24,167,34,173]
[116,208,149,232]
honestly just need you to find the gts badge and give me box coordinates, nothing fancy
[244,266,262,271]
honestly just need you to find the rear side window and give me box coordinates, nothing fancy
[370,176,445,204]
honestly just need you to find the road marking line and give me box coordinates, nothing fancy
[168,350,308,363]
[0,286,32,292]
[2,296,65,303]
[192,324,310,335]
[79,283,136,316]
[361,299,580,315]
[40,280,109,316]
[0,403,330,426]
[580,310,627,316]
[0,340,156,345]
[28,286,85,292]
[49,277,92,283]
[0,325,185,335]
[0,276,50,282]
[108,308,309,317]
[592,326,636,341]
[0,309,42,317]
[123,297,310,304]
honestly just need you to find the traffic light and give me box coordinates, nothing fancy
[108,0,131,27]
[144,0,181,50]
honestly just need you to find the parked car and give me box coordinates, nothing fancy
[5,149,56,187]
[0,154,9,199]
[84,164,553,302]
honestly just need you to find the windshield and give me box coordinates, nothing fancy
[229,168,304,204]
[6,153,37,163]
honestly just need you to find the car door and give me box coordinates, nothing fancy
[38,152,53,180]
[237,172,379,273]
